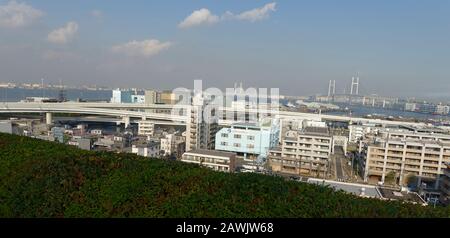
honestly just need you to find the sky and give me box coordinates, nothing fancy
[0,0,450,99]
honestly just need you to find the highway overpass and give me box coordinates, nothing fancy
[0,102,187,126]
[0,102,425,127]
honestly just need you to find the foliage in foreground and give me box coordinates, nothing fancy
[0,133,449,218]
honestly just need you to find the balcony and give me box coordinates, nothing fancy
[405,153,422,159]
[405,160,421,166]
[404,167,420,172]
[368,170,383,176]
[406,148,423,153]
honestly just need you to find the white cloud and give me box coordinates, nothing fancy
[236,2,277,22]
[178,8,219,29]
[47,21,79,44]
[111,39,172,58]
[178,3,277,29]
[0,1,44,28]
[91,10,103,19]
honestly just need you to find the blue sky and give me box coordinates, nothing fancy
[1,0,450,99]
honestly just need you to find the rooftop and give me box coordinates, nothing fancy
[369,138,450,147]
[132,141,160,148]
[232,122,259,130]
[301,127,330,136]
[307,178,381,198]
[185,149,236,158]
[378,187,426,204]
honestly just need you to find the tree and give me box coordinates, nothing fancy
[384,171,397,186]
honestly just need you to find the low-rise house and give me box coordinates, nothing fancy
[181,149,236,172]
[131,141,161,158]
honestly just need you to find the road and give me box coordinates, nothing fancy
[334,146,345,181]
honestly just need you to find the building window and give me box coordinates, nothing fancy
[221,133,228,138]
[247,144,255,149]
[247,135,255,140]
[234,134,242,139]
[221,142,228,146]
[234,143,241,148]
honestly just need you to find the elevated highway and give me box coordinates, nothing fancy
[0,102,425,128]
[0,102,187,126]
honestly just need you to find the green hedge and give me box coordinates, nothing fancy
[0,133,449,218]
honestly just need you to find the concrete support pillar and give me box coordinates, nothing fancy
[45,112,53,125]
[123,116,131,128]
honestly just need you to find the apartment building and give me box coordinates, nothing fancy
[131,95,145,104]
[435,104,450,115]
[111,89,133,103]
[181,149,236,172]
[185,94,218,151]
[381,130,450,143]
[160,91,178,105]
[268,127,332,177]
[161,134,186,158]
[348,123,380,143]
[439,163,450,205]
[144,90,161,104]
[131,141,161,158]
[138,120,155,136]
[363,139,450,189]
[215,119,280,159]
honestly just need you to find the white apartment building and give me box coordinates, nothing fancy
[348,123,380,143]
[138,120,155,136]
[405,103,417,112]
[131,95,145,104]
[181,149,236,172]
[185,94,218,151]
[161,134,186,158]
[435,104,450,115]
[131,141,161,158]
[144,90,161,104]
[268,127,332,177]
[363,139,450,189]
[381,130,450,142]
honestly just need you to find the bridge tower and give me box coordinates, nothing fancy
[350,76,359,95]
[328,80,336,99]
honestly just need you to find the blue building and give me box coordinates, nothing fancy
[51,127,65,143]
[215,119,280,159]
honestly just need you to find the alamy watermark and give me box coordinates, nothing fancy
[171,80,280,124]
